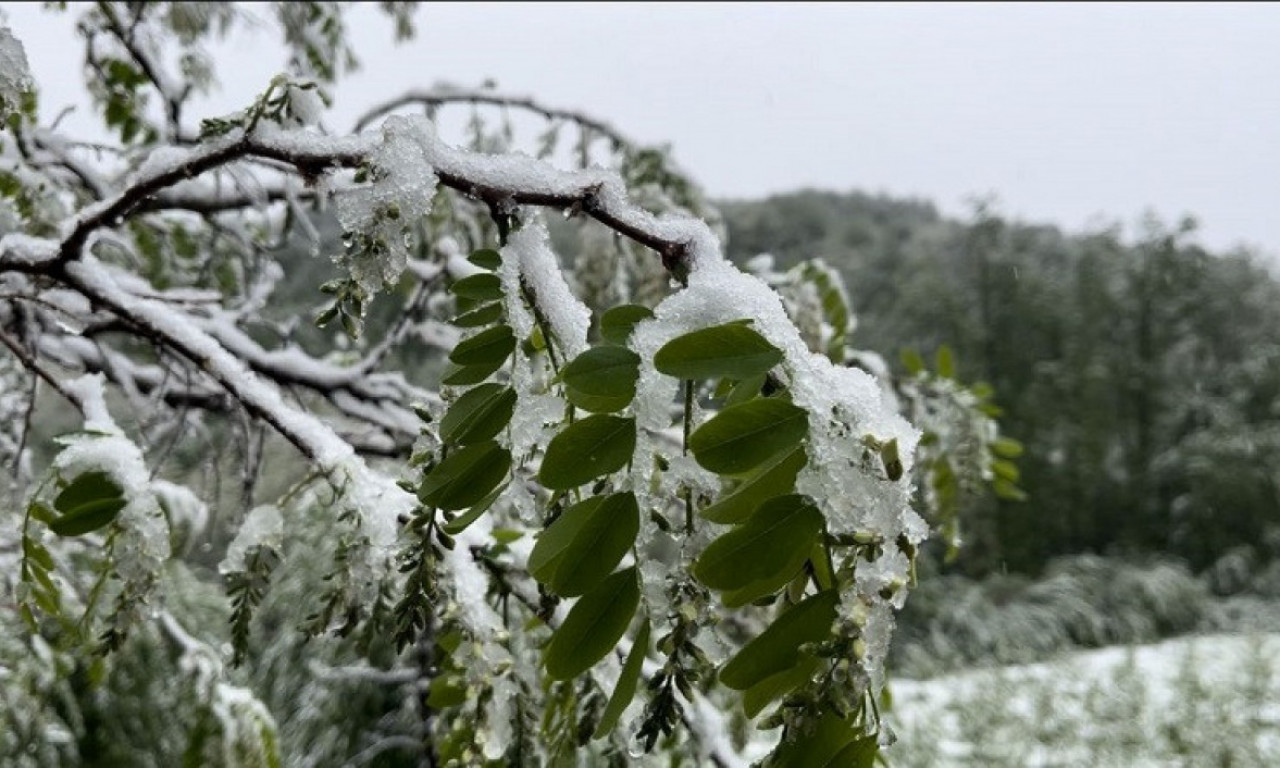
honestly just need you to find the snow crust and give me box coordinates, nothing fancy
[219,505,283,575]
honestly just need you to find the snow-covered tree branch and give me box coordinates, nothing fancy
[0,4,1021,766]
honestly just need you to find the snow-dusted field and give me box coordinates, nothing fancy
[884,633,1280,767]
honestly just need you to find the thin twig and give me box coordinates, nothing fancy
[0,327,79,407]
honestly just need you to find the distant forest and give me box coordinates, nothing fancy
[720,191,1280,578]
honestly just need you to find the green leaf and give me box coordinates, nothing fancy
[441,481,507,535]
[654,322,783,381]
[528,496,603,584]
[451,302,503,328]
[725,373,767,407]
[899,347,925,375]
[742,655,822,718]
[690,398,808,476]
[694,495,822,595]
[426,676,467,709]
[49,471,126,537]
[450,273,503,301]
[808,540,835,591]
[468,248,503,270]
[562,346,639,398]
[880,438,904,481]
[491,528,523,545]
[449,325,515,367]
[769,712,861,768]
[936,344,956,379]
[441,358,505,386]
[564,390,633,415]
[544,567,639,680]
[720,590,838,690]
[599,304,654,345]
[593,618,650,739]
[538,415,636,490]
[991,458,1020,484]
[22,537,55,573]
[418,441,511,511]
[562,346,640,413]
[550,492,639,597]
[992,436,1024,459]
[993,478,1028,502]
[701,446,807,524]
[28,500,57,525]
[439,384,516,446]
[824,736,879,768]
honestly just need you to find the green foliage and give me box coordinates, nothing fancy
[599,303,655,344]
[226,545,281,667]
[538,414,636,489]
[694,494,822,602]
[544,567,640,680]
[448,324,516,367]
[689,397,808,475]
[770,712,874,768]
[654,321,784,380]
[593,618,650,738]
[560,345,640,413]
[439,383,517,445]
[416,440,511,510]
[49,471,127,536]
[720,590,838,691]
[700,446,806,524]
[539,492,639,598]
[1,4,1152,764]
[450,272,503,301]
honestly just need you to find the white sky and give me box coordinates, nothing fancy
[5,2,1279,257]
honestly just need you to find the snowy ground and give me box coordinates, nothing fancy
[884,633,1280,767]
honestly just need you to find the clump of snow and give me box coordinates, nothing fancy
[503,220,591,360]
[219,505,284,575]
[152,479,209,547]
[494,219,590,460]
[133,145,199,186]
[0,25,32,120]
[0,233,57,268]
[335,115,439,294]
[437,235,481,280]
[54,375,171,582]
[285,82,326,128]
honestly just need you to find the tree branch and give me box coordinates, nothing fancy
[3,120,704,274]
[0,326,81,408]
[3,118,717,473]
[353,84,632,148]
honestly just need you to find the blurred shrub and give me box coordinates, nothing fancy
[892,554,1209,677]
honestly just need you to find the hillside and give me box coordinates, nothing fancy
[721,191,1280,578]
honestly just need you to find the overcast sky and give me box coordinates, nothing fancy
[6,2,1279,257]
